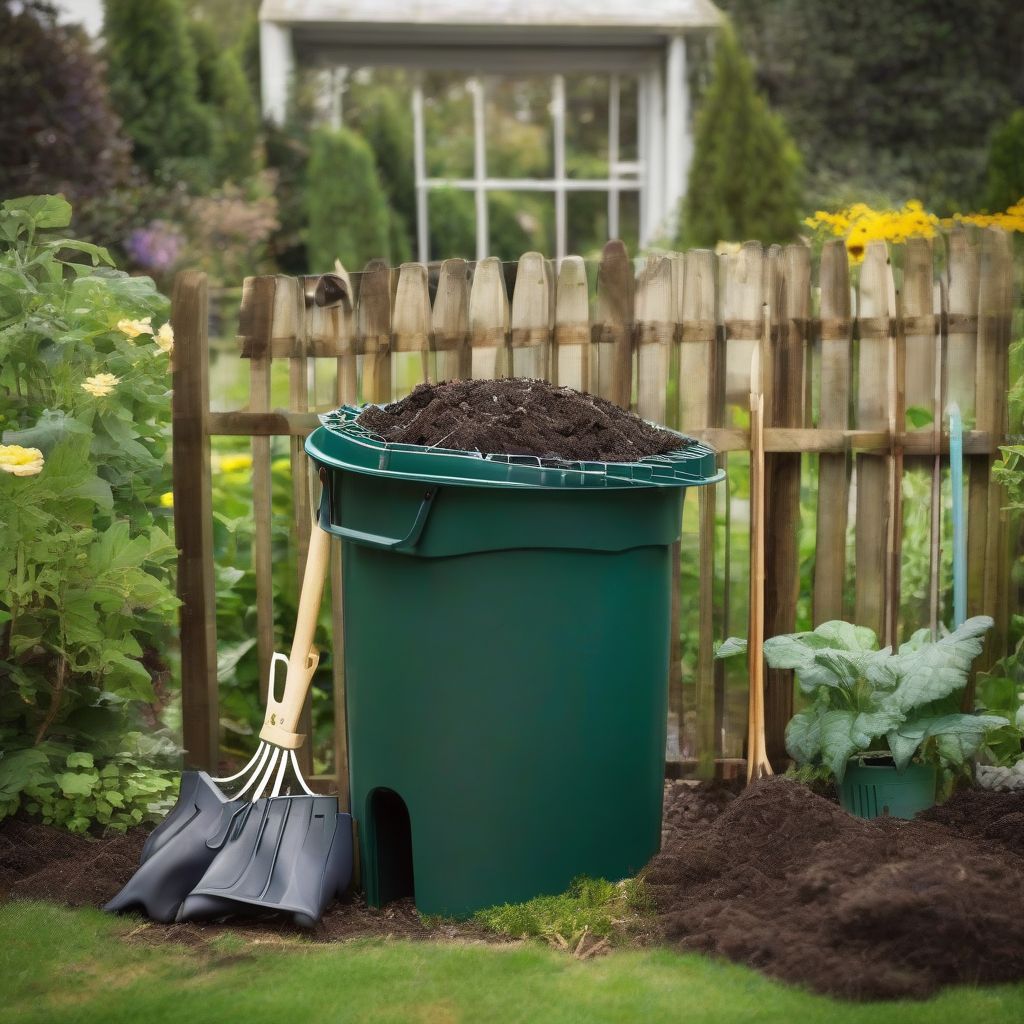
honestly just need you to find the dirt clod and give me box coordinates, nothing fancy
[356,378,686,462]
[647,776,1024,1000]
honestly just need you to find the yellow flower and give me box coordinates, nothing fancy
[155,322,174,353]
[219,453,253,473]
[159,491,174,508]
[0,444,44,477]
[117,316,153,339]
[82,372,121,397]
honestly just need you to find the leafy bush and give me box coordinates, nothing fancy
[718,617,1007,782]
[474,876,651,945]
[305,127,392,272]
[0,1,143,244]
[678,22,802,249]
[0,195,179,832]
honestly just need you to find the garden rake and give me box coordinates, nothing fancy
[107,520,352,927]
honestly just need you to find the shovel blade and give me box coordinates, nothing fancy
[177,796,353,928]
[104,771,239,923]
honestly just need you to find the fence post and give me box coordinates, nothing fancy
[171,270,219,771]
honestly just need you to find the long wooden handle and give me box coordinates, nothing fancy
[259,524,332,749]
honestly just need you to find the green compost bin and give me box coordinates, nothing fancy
[305,406,722,918]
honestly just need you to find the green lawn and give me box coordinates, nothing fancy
[3,901,1023,1024]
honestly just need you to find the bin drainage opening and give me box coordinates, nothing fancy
[368,788,415,906]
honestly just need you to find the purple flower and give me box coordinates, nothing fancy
[125,221,185,273]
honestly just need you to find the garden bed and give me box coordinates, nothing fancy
[3,778,1023,1000]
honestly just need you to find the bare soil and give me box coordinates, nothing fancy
[4,778,1024,1000]
[356,378,687,462]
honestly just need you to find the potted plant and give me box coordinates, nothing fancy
[718,616,1006,818]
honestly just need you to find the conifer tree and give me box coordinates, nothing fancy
[305,127,391,272]
[678,24,802,249]
[984,109,1024,212]
[104,0,214,182]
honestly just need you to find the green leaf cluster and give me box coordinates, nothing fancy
[718,617,1007,782]
[0,195,179,832]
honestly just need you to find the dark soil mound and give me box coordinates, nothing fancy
[919,787,1024,858]
[647,777,1024,1000]
[0,817,147,908]
[357,378,686,462]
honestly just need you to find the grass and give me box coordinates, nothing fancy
[3,901,1024,1024]
[474,876,652,947]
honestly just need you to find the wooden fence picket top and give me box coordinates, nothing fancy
[357,259,393,405]
[553,255,590,391]
[468,256,509,379]
[595,239,634,408]
[635,255,673,424]
[510,251,552,381]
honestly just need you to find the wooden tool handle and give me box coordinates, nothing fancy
[259,524,332,749]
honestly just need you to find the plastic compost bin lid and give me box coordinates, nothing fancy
[305,405,724,491]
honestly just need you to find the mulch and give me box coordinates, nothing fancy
[3,778,1024,1000]
[356,378,687,462]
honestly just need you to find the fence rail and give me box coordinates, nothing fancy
[171,232,1017,788]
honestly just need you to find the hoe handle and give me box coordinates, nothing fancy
[259,523,332,749]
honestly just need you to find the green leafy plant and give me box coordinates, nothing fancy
[717,617,1006,782]
[0,194,179,832]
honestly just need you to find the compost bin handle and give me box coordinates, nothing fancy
[316,466,436,552]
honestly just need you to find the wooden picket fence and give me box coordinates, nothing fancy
[170,232,1016,791]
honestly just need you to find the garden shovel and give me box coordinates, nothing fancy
[176,520,352,927]
[107,520,351,926]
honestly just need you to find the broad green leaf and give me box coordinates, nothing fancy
[809,621,879,652]
[905,405,934,429]
[715,636,748,659]
[2,410,90,453]
[819,709,861,782]
[65,752,94,769]
[0,748,49,798]
[785,706,823,763]
[890,616,994,713]
[3,195,72,229]
[48,239,114,266]
[886,712,1006,770]
[56,770,99,797]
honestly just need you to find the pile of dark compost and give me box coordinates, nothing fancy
[646,776,1024,1000]
[356,378,686,462]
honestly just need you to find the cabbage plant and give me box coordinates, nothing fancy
[718,617,1007,782]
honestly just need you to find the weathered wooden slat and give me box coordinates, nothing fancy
[594,239,634,408]
[357,260,393,403]
[977,228,1014,661]
[239,276,277,704]
[635,255,673,423]
[392,261,433,390]
[814,240,852,624]
[676,248,717,774]
[901,236,938,637]
[855,241,894,641]
[510,251,552,380]
[553,255,590,390]
[763,243,808,766]
[469,257,509,379]
[172,270,219,771]
[432,258,471,381]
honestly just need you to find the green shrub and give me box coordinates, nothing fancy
[305,127,391,272]
[984,110,1024,212]
[0,195,179,832]
[104,0,215,184]
[678,23,802,248]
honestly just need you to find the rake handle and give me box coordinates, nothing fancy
[259,523,332,749]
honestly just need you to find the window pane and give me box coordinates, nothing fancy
[484,75,552,179]
[618,190,640,253]
[427,187,476,261]
[567,191,609,258]
[423,72,474,179]
[488,190,553,261]
[564,74,609,179]
[617,76,640,165]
